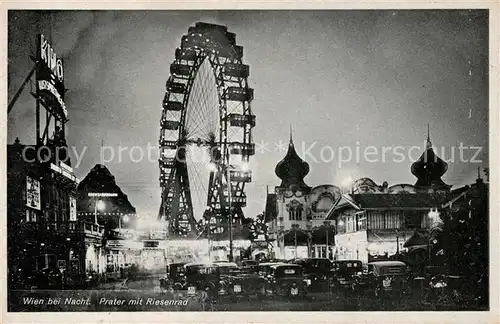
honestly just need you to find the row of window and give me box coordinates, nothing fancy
[337,211,426,234]
[342,214,367,233]
[23,184,74,223]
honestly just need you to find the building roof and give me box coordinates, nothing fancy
[326,192,453,220]
[350,193,451,209]
[403,229,429,248]
[410,128,449,190]
[77,164,136,214]
[274,129,310,189]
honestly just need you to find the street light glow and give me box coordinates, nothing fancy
[342,176,353,188]
[96,199,106,211]
[122,215,130,223]
[240,162,250,172]
[207,162,217,172]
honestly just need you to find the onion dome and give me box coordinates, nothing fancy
[275,127,310,188]
[411,125,449,190]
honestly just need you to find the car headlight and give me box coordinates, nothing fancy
[305,279,312,286]
[431,281,447,288]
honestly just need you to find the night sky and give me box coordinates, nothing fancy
[7,10,489,220]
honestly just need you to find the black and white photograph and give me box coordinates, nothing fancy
[4,6,496,317]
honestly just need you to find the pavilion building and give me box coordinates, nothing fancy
[325,131,454,263]
[265,131,340,260]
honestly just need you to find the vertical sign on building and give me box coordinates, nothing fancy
[26,176,41,210]
[36,34,67,120]
[69,196,77,221]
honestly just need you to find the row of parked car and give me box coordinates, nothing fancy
[158,258,414,301]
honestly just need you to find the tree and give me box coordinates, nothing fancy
[443,179,488,307]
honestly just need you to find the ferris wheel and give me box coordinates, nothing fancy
[158,22,256,239]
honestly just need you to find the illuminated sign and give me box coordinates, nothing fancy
[50,163,78,182]
[37,80,67,117]
[69,196,77,221]
[39,34,64,82]
[36,34,67,120]
[106,240,142,250]
[88,193,118,197]
[26,176,41,210]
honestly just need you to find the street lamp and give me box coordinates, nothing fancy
[95,199,105,224]
[207,162,217,173]
[240,162,249,172]
[119,214,130,229]
[342,176,353,194]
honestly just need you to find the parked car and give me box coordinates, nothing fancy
[224,267,266,299]
[184,263,225,299]
[257,262,286,277]
[239,259,259,273]
[362,261,411,298]
[261,264,308,299]
[214,262,239,276]
[159,262,188,291]
[289,258,333,291]
[331,260,363,290]
[213,262,239,293]
[28,266,63,290]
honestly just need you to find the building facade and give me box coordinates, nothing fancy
[7,137,103,288]
[265,133,340,260]
[77,164,139,279]
[326,133,453,263]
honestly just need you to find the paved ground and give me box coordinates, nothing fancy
[8,276,486,312]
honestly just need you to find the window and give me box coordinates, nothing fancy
[52,187,59,222]
[26,209,37,222]
[368,212,384,229]
[356,213,367,231]
[60,191,68,222]
[289,207,303,221]
[286,200,303,221]
[337,216,346,234]
[346,216,355,233]
[385,211,401,229]
[367,211,405,230]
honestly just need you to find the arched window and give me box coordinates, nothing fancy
[286,200,303,221]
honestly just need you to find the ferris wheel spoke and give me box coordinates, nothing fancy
[159,23,254,238]
[185,60,219,141]
[186,152,210,220]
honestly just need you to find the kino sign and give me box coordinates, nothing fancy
[39,34,64,83]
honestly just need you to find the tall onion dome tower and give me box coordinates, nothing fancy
[410,126,451,192]
[275,129,310,191]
